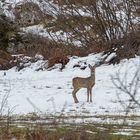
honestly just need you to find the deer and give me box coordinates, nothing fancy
[72,64,96,103]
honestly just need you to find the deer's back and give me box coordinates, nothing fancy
[72,76,95,88]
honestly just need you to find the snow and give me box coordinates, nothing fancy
[105,52,117,62]
[0,53,140,117]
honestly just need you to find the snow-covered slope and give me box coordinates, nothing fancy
[0,53,140,117]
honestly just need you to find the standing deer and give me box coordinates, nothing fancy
[72,64,96,103]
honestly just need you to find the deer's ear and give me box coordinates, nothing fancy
[88,64,92,68]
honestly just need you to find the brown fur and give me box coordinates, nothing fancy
[72,64,96,103]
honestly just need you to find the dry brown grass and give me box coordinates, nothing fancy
[0,50,13,70]
[0,50,12,61]
[0,124,132,140]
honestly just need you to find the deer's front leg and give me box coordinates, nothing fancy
[90,88,92,102]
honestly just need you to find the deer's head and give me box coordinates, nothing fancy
[89,64,96,75]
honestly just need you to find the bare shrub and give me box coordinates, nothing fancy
[0,50,13,70]
[105,31,140,64]
[112,62,140,118]
[41,0,139,49]
[0,50,12,60]
[15,32,96,68]
[48,53,69,70]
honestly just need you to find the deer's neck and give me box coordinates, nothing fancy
[90,72,95,78]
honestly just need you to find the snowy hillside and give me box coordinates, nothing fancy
[0,53,140,117]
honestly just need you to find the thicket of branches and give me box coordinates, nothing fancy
[41,0,139,48]
[1,0,139,51]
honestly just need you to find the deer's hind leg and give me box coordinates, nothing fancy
[72,88,79,103]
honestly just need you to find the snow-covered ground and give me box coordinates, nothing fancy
[0,53,140,117]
